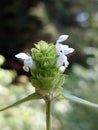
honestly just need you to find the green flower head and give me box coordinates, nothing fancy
[15,35,74,95]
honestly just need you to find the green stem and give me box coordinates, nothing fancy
[45,97,51,130]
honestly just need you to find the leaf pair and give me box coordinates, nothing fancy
[0,92,98,112]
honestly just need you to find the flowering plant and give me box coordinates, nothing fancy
[15,35,74,97]
[0,35,98,130]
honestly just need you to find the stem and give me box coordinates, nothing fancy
[45,97,51,130]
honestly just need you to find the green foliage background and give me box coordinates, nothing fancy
[0,0,98,130]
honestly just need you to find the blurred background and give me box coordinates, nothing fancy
[0,0,98,130]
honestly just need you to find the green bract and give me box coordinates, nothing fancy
[30,41,65,94]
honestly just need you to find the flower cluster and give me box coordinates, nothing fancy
[15,35,74,94]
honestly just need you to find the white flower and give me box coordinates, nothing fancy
[56,35,74,55]
[15,53,35,72]
[56,35,75,72]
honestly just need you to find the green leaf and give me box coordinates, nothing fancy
[0,93,42,112]
[58,93,98,108]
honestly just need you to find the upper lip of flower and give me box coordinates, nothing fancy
[15,53,31,60]
[56,35,69,43]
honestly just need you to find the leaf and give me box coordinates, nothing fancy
[58,93,98,108]
[0,93,42,112]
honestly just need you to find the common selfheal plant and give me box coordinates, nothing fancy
[1,35,98,130]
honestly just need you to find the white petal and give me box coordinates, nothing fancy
[57,54,68,66]
[56,35,69,43]
[57,54,65,66]
[56,43,74,55]
[64,59,69,68]
[24,58,35,68]
[23,65,29,72]
[15,53,31,60]
[63,47,75,55]
[58,54,69,72]
[56,44,68,53]
[59,66,66,73]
